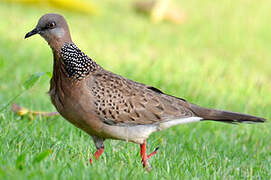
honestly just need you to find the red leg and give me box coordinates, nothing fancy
[95,147,104,160]
[89,147,104,164]
[140,140,148,167]
[140,140,159,171]
[89,157,93,164]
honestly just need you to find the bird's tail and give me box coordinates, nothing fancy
[189,104,266,123]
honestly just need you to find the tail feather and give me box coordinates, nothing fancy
[189,104,266,124]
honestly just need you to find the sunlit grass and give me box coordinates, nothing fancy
[0,0,270,179]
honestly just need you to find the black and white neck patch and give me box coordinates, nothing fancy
[60,43,99,80]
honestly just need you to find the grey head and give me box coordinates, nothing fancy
[25,13,72,48]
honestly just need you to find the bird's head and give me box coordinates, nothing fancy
[25,13,72,48]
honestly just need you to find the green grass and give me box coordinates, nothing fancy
[1,0,271,179]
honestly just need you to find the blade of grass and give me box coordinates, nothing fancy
[0,72,51,113]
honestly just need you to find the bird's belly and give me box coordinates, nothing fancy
[49,86,103,137]
[101,123,158,144]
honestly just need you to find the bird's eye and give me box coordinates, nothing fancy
[47,22,56,29]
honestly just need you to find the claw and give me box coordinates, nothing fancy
[147,146,159,159]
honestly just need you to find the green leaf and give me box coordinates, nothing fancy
[33,150,52,164]
[16,154,26,170]
[0,92,23,113]
[23,72,46,90]
[46,72,53,78]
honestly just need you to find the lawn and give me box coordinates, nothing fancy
[0,0,271,179]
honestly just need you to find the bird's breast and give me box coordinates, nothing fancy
[49,74,104,136]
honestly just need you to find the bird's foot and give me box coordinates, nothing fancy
[140,140,159,172]
[89,147,104,165]
[147,147,159,159]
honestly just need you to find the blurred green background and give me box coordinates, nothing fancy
[0,0,270,179]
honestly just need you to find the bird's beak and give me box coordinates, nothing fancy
[25,28,39,39]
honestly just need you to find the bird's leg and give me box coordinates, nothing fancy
[89,136,105,164]
[89,146,104,164]
[94,147,104,160]
[140,139,159,171]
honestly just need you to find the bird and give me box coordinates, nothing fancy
[25,13,265,171]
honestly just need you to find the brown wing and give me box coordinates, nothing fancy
[87,69,196,125]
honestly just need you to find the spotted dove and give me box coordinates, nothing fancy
[25,13,266,171]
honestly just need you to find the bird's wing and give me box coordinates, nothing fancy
[87,69,197,126]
